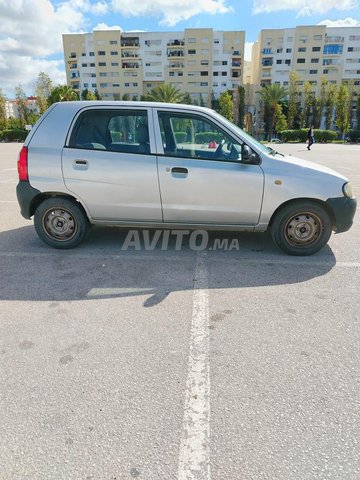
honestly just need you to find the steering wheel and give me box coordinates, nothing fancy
[214,139,225,158]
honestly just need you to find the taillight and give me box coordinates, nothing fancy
[18,146,28,181]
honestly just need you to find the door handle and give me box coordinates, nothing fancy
[73,159,89,170]
[171,167,188,174]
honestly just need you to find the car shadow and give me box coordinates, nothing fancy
[0,225,337,305]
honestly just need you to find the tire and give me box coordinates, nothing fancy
[34,197,89,249]
[271,201,332,256]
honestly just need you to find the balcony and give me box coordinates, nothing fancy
[167,49,184,58]
[232,50,241,56]
[121,37,140,48]
[121,52,139,58]
[231,71,242,78]
[261,60,273,67]
[232,61,241,68]
[122,62,140,69]
[167,40,185,47]
[168,62,184,69]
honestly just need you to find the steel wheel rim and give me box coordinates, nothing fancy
[42,208,78,241]
[284,212,322,246]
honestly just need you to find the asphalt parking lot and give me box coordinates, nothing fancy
[0,142,359,480]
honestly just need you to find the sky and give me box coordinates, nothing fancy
[0,0,359,98]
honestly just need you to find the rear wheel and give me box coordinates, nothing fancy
[34,198,89,249]
[271,201,332,256]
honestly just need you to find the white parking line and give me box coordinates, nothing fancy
[178,252,211,480]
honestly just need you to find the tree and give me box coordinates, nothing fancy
[144,83,185,103]
[237,85,245,128]
[217,91,233,122]
[182,92,192,105]
[80,88,97,100]
[257,83,289,140]
[287,71,300,129]
[0,89,6,130]
[47,85,79,105]
[35,72,53,114]
[335,83,350,141]
[15,85,29,128]
[302,81,314,128]
[325,83,337,130]
[274,104,287,133]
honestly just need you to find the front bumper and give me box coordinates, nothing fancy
[326,196,357,233]
[16,181,41,219]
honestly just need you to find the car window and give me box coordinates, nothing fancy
[69,109,150,154]
[158,111,243,162]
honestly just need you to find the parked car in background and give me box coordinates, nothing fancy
[16,102,356,255]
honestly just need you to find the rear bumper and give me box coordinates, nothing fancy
[326,196,357,233]
[16,181,41,219]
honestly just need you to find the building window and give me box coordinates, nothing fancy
[297,58,305,63]
[169,72,175,77]
[324,44,343,55]
[213,72,218,76]
[348,47,354,52]
[83,83,89,88]
[312,46,321,52]
[89,52,95,56]
[285,59,291,65]
[221,82,227,87]
[313,35,322,40]
[309,69,318,74]
[276,60,282,64]
[200,82,208,86]
[188,49,196,55]
[111,51,118,55]
[112,83,120,87]
[98,51,106,55]
[188,38,196,43]
[311,58,319,63]
[201,49,209,55]
[92,83,97,88]
[214,39,219,44]
[277,48,283,53]
[98,62,106,67]
[99,72,107,77]
[201,60,209,65]
[110,40,118,45]
[201,71,208,76]
[111,62,119,66]
[222,61,227,65]
[99,83,108,88]
[82,63,87,67]
[221,71,227,76]
[298,47,306,52]
[90,63,95,67]
[125,83,130,87]
[286,48,292,53]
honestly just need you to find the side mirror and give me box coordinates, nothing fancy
[242,145,258,164]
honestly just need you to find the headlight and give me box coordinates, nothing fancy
[343,182,353,198]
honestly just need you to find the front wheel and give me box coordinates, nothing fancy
[34,197,89,249]
[271,202,332,256]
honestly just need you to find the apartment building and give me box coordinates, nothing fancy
[5,96,39,119]
[252,25,360,92]
[62,28,245,103]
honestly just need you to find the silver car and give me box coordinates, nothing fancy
[16,101,356,255]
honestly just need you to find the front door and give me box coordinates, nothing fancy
[155,109,264,225]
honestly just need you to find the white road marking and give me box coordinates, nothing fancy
[178,252,211,480]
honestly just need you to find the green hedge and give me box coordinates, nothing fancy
[346,130,360,142]
[279,129,337,143]
[194,132,223,144]
[0,129,28,142]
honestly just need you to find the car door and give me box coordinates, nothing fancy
[153,108,264,225]
[62,106,162,222]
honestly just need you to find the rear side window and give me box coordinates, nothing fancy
[69,109,150,154]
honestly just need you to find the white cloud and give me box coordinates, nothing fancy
[0,0,94,96]
[111,0,232,26]
[252,0,358,15]
[317,16,360,26]
[93,23,122,30]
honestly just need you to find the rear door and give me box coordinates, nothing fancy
[62,107,162,222]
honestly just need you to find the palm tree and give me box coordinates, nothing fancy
[144,83,185,103]
[47,85,79,105]
[257,83,289,139]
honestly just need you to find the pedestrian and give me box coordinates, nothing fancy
[307,126,314,150]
